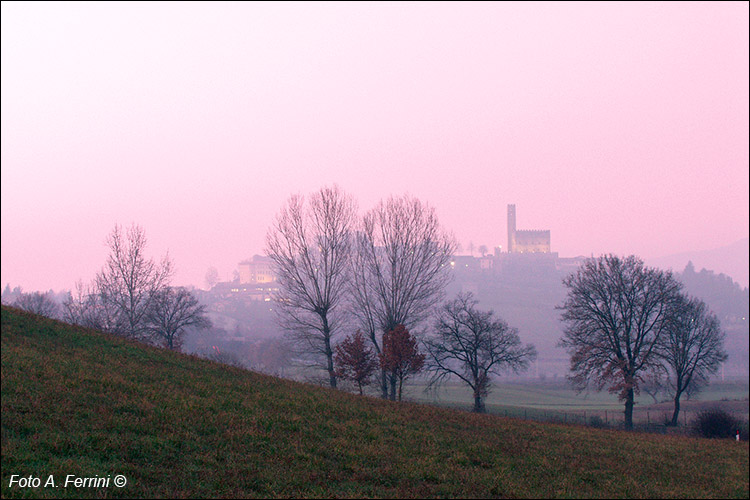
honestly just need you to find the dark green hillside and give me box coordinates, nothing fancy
[2,306,748,498]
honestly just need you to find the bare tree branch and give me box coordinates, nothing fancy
[265,185,356,388]
[62,279,122,331]
[95,223,173,340]
[350,194,456,398]
[13,291,60,319]
[557,254,683,429]
[425,293,536,412]
[146,287,211,350]
[660,295,727,425]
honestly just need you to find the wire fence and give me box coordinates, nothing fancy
[481,405,749,438]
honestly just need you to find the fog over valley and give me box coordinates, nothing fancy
[2,4,748,497]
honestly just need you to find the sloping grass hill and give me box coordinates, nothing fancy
[2,305,748,499]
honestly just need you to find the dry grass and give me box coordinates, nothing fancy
[2,305,748,498]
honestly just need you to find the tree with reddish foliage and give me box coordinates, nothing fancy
[334,330,379,395]
[380,325,425,401]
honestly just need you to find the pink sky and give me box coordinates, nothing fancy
[2,2,748,293]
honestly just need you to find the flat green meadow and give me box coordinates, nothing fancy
[2,306,748,498]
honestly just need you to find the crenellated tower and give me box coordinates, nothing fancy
[507,204,550,253]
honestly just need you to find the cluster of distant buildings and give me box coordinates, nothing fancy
[209,204,584,300]
[209,255,278,302]
[450,204,582,275]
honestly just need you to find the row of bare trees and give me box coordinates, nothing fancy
[266,186,538,407]
[62,224,210,351]
[9,291,61,318]
[267,188,726,422]
[558,255,727,429]
[265,186,452,398]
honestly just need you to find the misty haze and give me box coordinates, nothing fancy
[2,2,748,499]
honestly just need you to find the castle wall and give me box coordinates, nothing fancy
[514,229,551,253]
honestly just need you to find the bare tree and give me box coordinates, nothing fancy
[350,194,456,398]
[661,295,727,426]
[478,244,488,257]
[63,280,110,329]
[95,224,173,340]
[63,280,90,326]
[13,291,60,319]
[265,185,356,388]
[2,284,22,305]
[558,255,683,429]
[146,287,212,350]
[425,293,537,412]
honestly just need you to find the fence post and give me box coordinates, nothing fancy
[584,410,586,423]
[605,410,608,424]
[647,412,650,425]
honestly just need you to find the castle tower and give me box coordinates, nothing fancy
[507,204,516,253]
[507,203,551,253]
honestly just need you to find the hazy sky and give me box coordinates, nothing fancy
[2,1,748,293]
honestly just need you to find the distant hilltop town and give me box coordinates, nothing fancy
[450,203,583,277]
[210,204,585,300]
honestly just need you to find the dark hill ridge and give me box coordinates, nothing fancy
[647,238,750,290]
[1,306,747,498]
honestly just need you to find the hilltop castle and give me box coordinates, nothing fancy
[507,204,550,253]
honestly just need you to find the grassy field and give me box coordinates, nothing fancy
[403,377,749,427]
[2,305,748,498]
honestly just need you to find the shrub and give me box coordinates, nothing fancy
[589,415,606,428]
[694,409,742,439]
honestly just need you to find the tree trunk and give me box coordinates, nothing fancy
[670,390,683,426]
[473,392,484,413]
[367,330,387,399]
[398,377,404,401]
[624,386,635,430]
[322,318,336,388]
[388,373,397,401]
[474,378,486,413]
